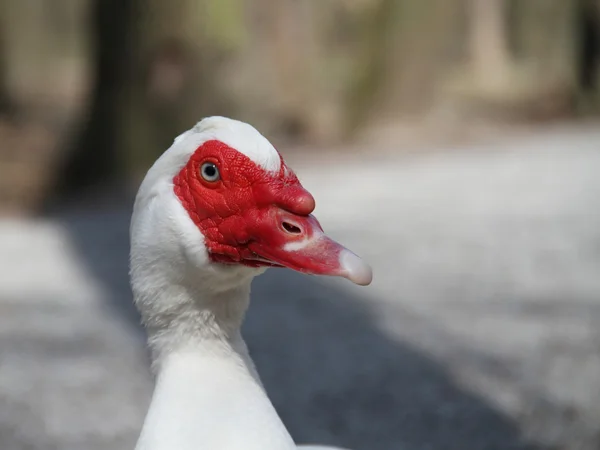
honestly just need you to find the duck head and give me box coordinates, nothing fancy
[130,117,372,292]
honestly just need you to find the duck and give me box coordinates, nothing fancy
[130,116,373,450]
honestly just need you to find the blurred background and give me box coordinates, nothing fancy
[0,1,600,449]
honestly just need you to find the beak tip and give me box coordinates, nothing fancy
[339,249,373,286]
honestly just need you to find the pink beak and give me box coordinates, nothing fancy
[246,208,373,286]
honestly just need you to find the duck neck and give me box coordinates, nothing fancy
[134,280,296,450]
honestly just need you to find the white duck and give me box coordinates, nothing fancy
[130,116,373,450]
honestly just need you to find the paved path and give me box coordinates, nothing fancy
[1,126,599,450]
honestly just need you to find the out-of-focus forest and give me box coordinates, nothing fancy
[0,0,599,211]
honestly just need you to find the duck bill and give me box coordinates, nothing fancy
[247,213,373,286]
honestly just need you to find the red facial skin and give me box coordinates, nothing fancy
[173,139,373,286]
[173,140,319,268]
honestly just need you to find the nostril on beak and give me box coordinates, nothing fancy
[282,221,302,234]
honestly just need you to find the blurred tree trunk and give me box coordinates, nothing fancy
[578,1,599,89]
[346,0,396,130]
[58,0,137,194]
[348,0,461,128]
[0,0,91,213]
[508,0,579,118]
[262,0,313,138]
[512,0,577,80]
[0,0,14,116]
[0,22,10,115]
[469,0,511,90]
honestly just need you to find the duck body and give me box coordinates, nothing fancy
[130,117,371,450]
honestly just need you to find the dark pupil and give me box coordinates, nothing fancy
[203,164,217,178]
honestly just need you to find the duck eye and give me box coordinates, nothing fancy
[200,162,220,182]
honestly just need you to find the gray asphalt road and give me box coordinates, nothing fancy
[1,126,599,450]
